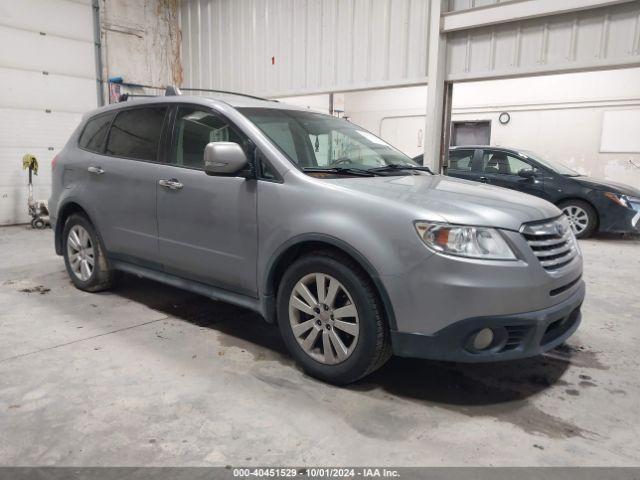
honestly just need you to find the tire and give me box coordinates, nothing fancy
[558,200,597,239]
[62,213,119,292]
[32,218,47,229]
[277,250,391,385]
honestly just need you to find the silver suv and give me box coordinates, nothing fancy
[50,91,585,384]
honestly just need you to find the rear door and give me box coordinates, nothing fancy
[480,149,546,198]
[446,148,479,182]
[156,105,258,296]
[87,105,168,268]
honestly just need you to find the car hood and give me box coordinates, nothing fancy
[325,174,561,231]
[571,175,640,197]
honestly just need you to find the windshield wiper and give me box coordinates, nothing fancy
[370,164,434,174]
[303,167,381,177]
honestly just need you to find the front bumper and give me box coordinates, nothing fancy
[597,199,640,234]
[391,281,584,362]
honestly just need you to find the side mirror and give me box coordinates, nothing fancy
[518,169,536,180]
[204,142,248,176]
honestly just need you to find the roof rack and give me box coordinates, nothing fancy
[165,85,182,96]
[109,81,276,103]
[179,87,277,102]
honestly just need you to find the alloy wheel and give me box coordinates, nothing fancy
[67,225,95,281]
[562,205,589,235]
[288,273,360,365]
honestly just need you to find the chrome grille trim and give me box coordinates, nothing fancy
[535,243,573,258]
[521,217,578,271]
[526,230,572,247]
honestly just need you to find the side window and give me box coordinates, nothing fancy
[482,151,535,175]
[78,113,114,153]
[448,150,474,171]
[506,155,535,175]
[172,107,248,169]
[260,158,277,180]
[105,107,166,161]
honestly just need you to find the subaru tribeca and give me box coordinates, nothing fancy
[49,91,585,385]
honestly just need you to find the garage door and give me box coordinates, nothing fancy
[0,0,98,225]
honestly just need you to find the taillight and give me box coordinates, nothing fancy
[52,154,59,170]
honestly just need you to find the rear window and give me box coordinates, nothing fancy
[78,113,114,153]
[105,107,167,161]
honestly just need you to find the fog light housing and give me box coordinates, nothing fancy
[472,328,494,350]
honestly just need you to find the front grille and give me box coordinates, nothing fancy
[521,217,578,271]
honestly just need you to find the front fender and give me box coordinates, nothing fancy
[261,232,400,330]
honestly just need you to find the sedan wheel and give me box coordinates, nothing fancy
[288,273,360,365]
[66,225,95,281]
[562,205,589,236]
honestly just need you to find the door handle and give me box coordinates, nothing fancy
[88,166,104,175]
[479,176,488,183]
[158,178,183,190]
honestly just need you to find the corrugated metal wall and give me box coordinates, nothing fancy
[180,0,430,97]
[447,0,501,12]
[0,0,97,225]
[446,2,640,81]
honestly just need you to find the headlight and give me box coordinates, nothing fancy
[603,192,631,208]
[415,222,517,260]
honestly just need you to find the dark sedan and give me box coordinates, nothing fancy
[414,146,640,238]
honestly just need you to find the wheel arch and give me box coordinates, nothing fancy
[263,234,397,330]
[54,201,94,255]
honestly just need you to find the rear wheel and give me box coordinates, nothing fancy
[559,200,597,238]
[62,214,118,292]
[277,250,391,385]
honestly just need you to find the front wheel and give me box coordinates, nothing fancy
[277,251,391,385]
[558,200,597,238]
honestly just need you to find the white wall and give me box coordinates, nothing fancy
[274,94,332,114]
[345,86,428,157]
[0,0,97,225]
[322,68,640,187]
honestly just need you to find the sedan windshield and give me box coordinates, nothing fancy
[519,150,580,176]
[239,107,419,174]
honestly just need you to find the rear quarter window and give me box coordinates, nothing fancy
[78,113,114,153]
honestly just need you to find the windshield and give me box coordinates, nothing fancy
[519,150,580,176]
[239,108,417,173]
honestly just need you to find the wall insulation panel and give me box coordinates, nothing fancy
[446,2,640,81]
[180,0,430,97]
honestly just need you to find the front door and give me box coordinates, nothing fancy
[480,150,546,199]
[156,105,258,296]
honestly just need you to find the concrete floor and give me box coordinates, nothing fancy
[0,225,639,467]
